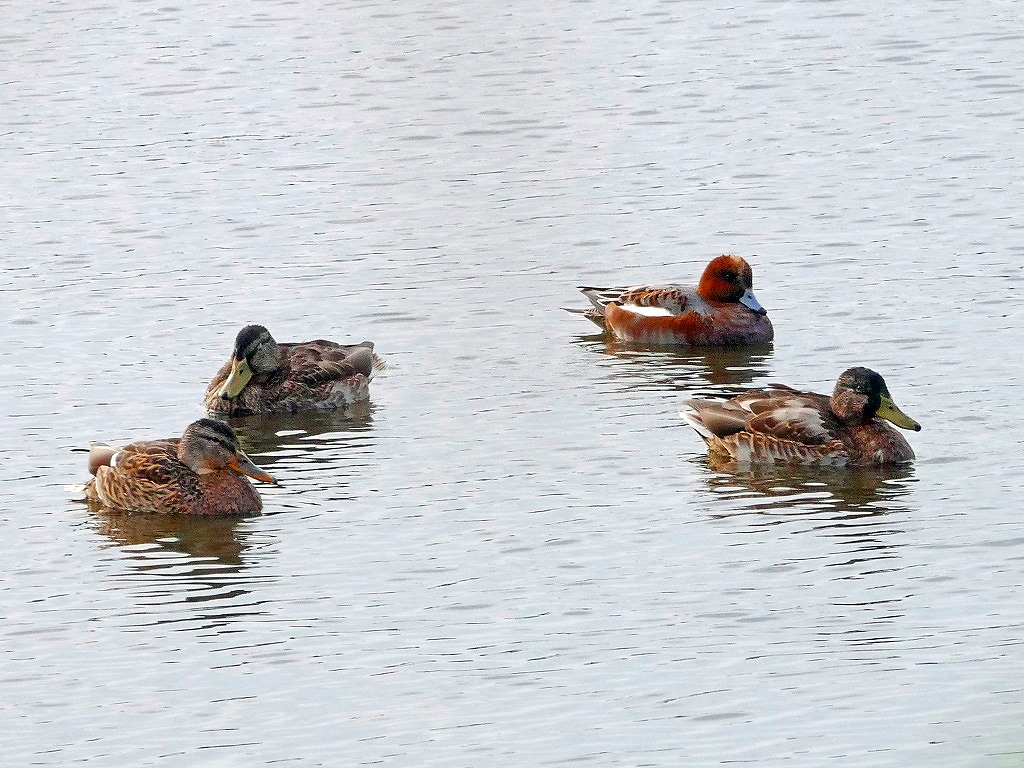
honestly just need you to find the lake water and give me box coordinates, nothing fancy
[2,0,1023,766]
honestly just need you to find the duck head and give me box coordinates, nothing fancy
[218,325,281,400]
[697,255,767,315]
[831,367,921,431]
[178,418,277,483]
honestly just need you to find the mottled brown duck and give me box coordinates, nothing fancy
[680,367,921,466]
[205,324,383,416]
[85,418,275,515]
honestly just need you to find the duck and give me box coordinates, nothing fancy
[569,255,773,346]
[85,418,276,515]
[204,324,383,416]
[680,367,921,466]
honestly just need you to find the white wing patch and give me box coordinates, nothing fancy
[620,303,674,317]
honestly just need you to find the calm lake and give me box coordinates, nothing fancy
[2,0,1023,766]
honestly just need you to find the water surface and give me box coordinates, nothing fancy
[2,1,1023,766]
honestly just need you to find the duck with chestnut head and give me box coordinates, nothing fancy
[569,255,773,346]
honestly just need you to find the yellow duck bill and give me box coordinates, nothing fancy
[876,395,922,431]
[218,357,253,400]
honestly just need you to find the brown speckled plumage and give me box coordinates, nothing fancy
[681,367,921,467]
[84,419,275,516]
[204,325,384,416]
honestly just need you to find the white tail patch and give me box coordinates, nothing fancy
[679,409,713,440]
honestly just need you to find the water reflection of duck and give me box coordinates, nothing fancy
[702,462,917,587]
[90,511,270,619]
[220,409,376,497]
[703,463,917,639]
[579,336,774,389]
[703,461,916,516]
[224,406,373,458]
[93,510,248,567]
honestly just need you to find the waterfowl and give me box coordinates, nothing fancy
[570,255,773,346]
[204,324,383,416]
[680,367,921,466]
[85,418,276,515]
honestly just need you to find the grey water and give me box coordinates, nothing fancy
[2,0,1023,766]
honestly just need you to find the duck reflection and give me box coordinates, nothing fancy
[222,402,373,450]
[87,509,275,638]
[88,505,270,625]
[703,462,916,571]
[703,461,915,518]
[577,334,774,391]
[214,406,377,502]
[92,508,249,567]
[702,462,919,647]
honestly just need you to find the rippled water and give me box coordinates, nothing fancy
[3,0,1023,765]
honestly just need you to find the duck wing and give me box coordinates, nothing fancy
[88,439,195,512]
[283,341,380,386]
[683,387,836,446]
[98,439,180,479]
[580,285,692,316]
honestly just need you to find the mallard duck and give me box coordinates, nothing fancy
[85,418,276,515]
[569,255,773,346]
[680,367,921,466]
[204,324,383,416]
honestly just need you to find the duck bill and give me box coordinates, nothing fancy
[218,357,253,400]
[876,395,922,432]
[228,452,277,484]
[739,289,767,316]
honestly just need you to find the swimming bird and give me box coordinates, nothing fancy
[85,418,276,515]
[204,324,383,416]
[680,367,921,466]
[570,255,773,346]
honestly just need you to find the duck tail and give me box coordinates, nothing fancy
[345,346,377,378]
[88,444,119,476]
[562,305,607,329]
[679,405,714,443]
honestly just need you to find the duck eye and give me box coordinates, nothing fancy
[721,270,737,282]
